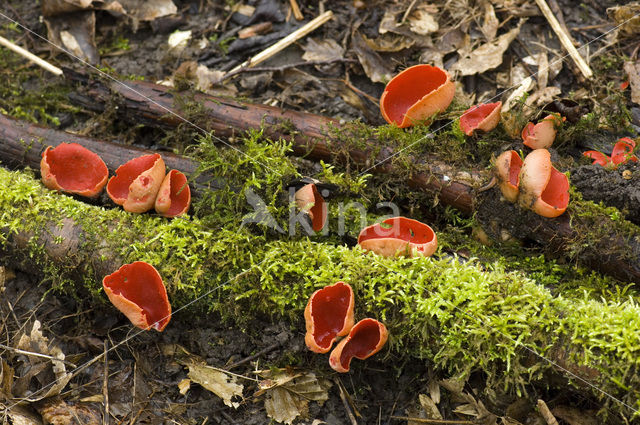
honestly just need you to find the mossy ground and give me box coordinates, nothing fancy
[2,130,640,419]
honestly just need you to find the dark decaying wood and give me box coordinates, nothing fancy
[1,106,640,283]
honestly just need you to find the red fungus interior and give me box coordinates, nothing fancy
[339,320,381,367]
[166,170,190,216]
[583,151,611,166]
[540,167,569,209]
[103,262,169,328]
[308,184,326,232]
[382,65,447,125]
[460,103,499,132]
[508,151,523,186]
[311,283,351,349]
[611,138,637,165]
[359,218,434,244]
[46,144,107,191]
[107,154,160,200]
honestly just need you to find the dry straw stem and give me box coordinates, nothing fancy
[534,0,593,79]
[0,35,63,76]
[228,10,333,74]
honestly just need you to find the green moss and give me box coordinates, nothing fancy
[1,165,640,419]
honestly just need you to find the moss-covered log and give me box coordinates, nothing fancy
[2,112,640,283]
[1,166,640,420]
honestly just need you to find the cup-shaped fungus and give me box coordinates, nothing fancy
[328,318,388,373]
[107,153,166,213]
[40,143,108,198]
[380,64,455,128]
[521,114,563,149]
[304,281,355,353]
[154,169,191,218]
[583,150,611,167]
[294,183,327,232]
[102,261,171,331]
[494,150,523,202]
[358,216,437,257]
[459,102,502,136]
[518,149,569,218]
[611,137,638,165]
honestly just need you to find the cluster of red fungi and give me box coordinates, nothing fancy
[37,63,637,373]
[40,143,190,331]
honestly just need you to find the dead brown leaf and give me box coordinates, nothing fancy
[481,0,499,41]
[551,405,599,425]
[302,38,344,62]
[13,320,72,402]
[408,5,439,35]
[351,31,393,84]
[186,362,244,408]
[607,3,640,37]
[33,397,102,425]
[256,368,331,425]
[364,34,415,52]
[452,20,523,76]
[624,60,640,105]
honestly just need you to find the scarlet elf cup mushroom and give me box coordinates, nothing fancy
[459,102,502,136]
[518,149,570,218]
[102,261,171,331]
[494,150,523,203]
[521,114,564,149]
[40,143,108,198]
[304,281,355,353]
[106,153,166,213]
[154,169,191,218]
[380,64,455,128]
[294,183,327,232]
[358,216,437,257]
[328,318,388,373]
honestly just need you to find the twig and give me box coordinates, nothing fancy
[102,340,109,425]
[226,341,280,369]
[335,377,358,425]
[534,0,593,79]
[389,417,472,424]
[221,57,356,81]
[289,0,304,20]
[0,35,63,76]
[228,10,334,74]
[537,399,559,425]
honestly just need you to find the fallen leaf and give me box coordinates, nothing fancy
[256,369,331,425]
[44,11,99,64]
[364,34,415,52]
[302,38,344,62]
[187,363,244,408]
[452,21,523,76]
[0,359,14,401]
[503,76,535,112]
[408,6,439,35]
[13,321,72,402]
[481,0,499,41]
[428,379,440,404]
[352,31,393,84]
[117,0,177,21]
[607,4,640,37]
[624,61,640,105]
[178,378,191,395]
[418,394,443,419]
[168,29,192,52]
[3,404,43,425]
[34,397,102,425]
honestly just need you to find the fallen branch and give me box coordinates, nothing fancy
[1,166,640,419]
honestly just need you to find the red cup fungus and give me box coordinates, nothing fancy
[611,137,638,165]
[40,143,108,198]
[518,149,569,218]
[459,102,502,136]
[358,216,437,257]
[107,153,166,213]
[583,138,638,169]
[494,150,523,203]
[380,64,455,128]
[328,318,388,373]
[521,114,564,149]
[304,281,355,354]
[102,261,171,331]
[294,183,327,232]
[154,169,191,217]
